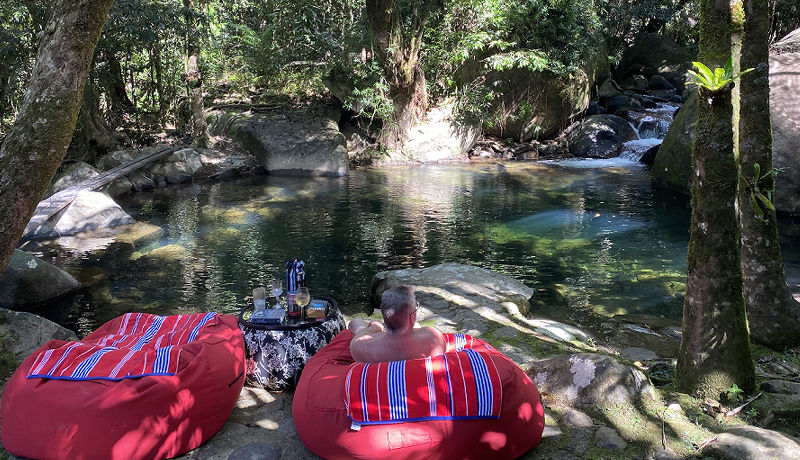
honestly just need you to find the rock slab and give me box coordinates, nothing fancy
[702,426,800,460]
[26,190,134,239]
[0,307,78,365]
[526,353,654,406]
[371,263,533,334]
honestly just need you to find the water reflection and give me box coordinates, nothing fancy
[36,162,704,335]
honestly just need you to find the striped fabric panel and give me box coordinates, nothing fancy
[27,312,218,381]
[444,333,477,352]
[344,346,502,425]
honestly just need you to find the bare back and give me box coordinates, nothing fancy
[350,326,446,363]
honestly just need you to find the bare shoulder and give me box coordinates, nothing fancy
[418,326,446,355]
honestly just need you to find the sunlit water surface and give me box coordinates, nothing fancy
[35,161,800,337]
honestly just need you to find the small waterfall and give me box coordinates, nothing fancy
[619,100,680,162]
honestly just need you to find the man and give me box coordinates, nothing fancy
[349,285,446,362]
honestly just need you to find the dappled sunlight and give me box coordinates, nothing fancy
[479,431,508,450]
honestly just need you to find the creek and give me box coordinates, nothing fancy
[29,98,800,338]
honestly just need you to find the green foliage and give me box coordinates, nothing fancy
[771,0,800,43]
[600,0,699,59]
[688,59,752,92]
[726,383,744,402]
[740,162,779,222]
[0,2,37,130]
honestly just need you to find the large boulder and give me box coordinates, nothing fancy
[25,190,134,240]
[652,29,800,214]
[458,44,609,141]
[525,353,655,406]
[0,251,80,309]
[0,308,78,372]
[97,148,155,195]
[616,33,693,92]
[567,114,638,158]
[211,103,349,177]
[770,30,800,214]
[398,105,480,164]
[151,147,204,185]
[51,162,100,194]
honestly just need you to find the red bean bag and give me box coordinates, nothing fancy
[1,312,245,460]
[293,330,545,459]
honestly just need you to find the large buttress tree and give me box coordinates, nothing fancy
[184,0,208,148]
[675,0,756,397]
[0,0,115,274]
[737,0,800,349]
[365,0,433,154]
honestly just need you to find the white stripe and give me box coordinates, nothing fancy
[425,357,437,416]
[109,349,137,379]
[30,349,54,375]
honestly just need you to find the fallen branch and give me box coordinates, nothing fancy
[724,392,763,418]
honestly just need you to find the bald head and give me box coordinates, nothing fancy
[380,286,416,333]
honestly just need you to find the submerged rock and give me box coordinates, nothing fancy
[0,250,80,309]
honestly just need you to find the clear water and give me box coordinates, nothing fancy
[28,161,706,337]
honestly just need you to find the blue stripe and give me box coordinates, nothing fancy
[454,334,466,351]
[465,349,493,416]
[28,371,176,381]
[387,361,407,420]
[360,364,369,422]
[188,312,216,342]
[444,356,454,416]
[132,316,166,351]
[346,414,498,426]
[46,344,78,376]
[71,346,117,379]
[154,346,173,374]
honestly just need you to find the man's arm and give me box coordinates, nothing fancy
[349,318,384,362]
[348,317,384,336]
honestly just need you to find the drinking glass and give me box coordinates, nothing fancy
[295,287,311,311]
[270,279,283,306]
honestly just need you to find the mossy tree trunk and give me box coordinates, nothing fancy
[675,0,756,398]
[101,50,135,118]
[67,63,118,165]
[0,0,115,275]
[184,0,208,148]
[365,0,430,155]
[737,0,800,349]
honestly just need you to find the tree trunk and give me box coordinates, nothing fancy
[184,0,208,149]
[67,71,117,165]
[738,0,800,349]
[365,0,429,154]
[0,0,114,275]
[675,0,756,398]
[154,41,166,120]
[101,50,134,117]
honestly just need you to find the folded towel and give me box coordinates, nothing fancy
[344,343,503,425]
[27,312,218,381]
